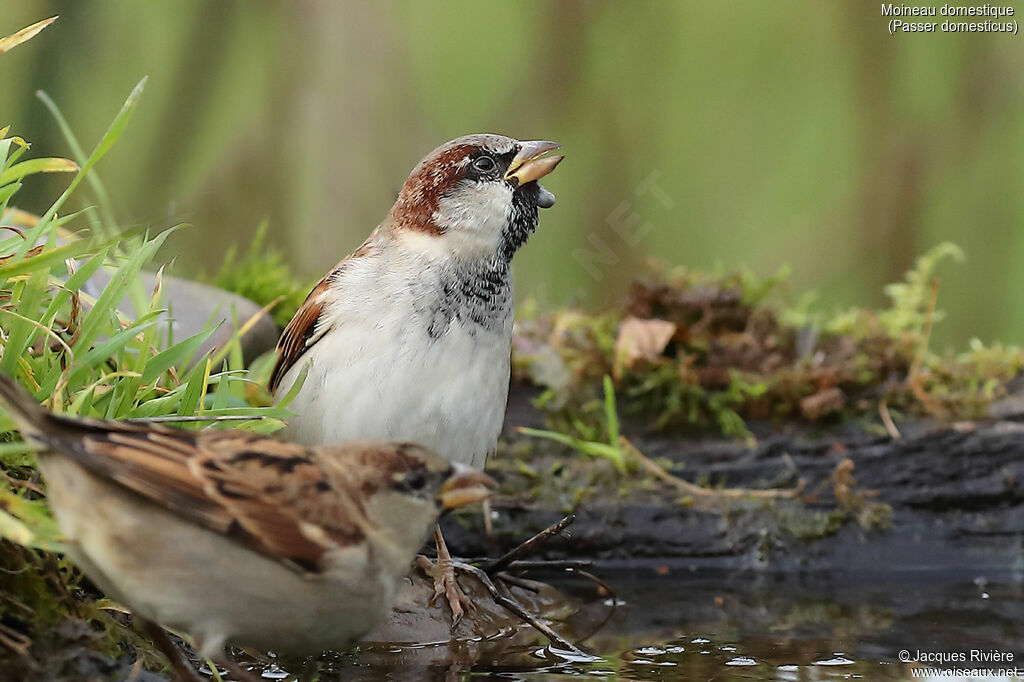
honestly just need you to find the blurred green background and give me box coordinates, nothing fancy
[2,1,1022,347]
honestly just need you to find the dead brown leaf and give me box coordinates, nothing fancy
[0,17,58,55]
[799,387,846,420]
[614,316,676,377]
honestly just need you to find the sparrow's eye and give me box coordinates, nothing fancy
[404,471,427,491]
[472,155,497,173]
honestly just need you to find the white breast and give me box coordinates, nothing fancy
[276,254,512,469]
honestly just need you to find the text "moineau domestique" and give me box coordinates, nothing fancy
[882,4,1015,17]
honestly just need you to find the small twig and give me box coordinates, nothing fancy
[453,560,587,657]
[0,589,33,614]
[566,567,616,601]
[461,556,594,571]
[878,400,901,440]
[495,572,546,593]
[492,559,593,571]
[0,622,32,659]
[483,514,575,575]
[566,567,619,645]
[621,437,802,500]
[1,470,44,495]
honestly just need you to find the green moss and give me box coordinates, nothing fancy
[514,243,1022,438]
[208,220,315,328]
[776,507,847,543]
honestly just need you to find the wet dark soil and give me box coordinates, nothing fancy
[443,384,1024,574]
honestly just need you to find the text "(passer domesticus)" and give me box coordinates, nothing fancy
[0,372,494,677]
[268,134,563,620]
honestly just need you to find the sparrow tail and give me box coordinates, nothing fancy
[0,372,54,445]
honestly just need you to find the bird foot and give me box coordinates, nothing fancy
[415,554,475,624]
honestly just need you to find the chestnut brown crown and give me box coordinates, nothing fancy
[386,134,563,258]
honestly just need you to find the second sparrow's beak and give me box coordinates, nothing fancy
[505,140,564,186]
[438,464,497,510]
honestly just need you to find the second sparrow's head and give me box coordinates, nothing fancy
[330,441,495,557]
[388,134,563,263]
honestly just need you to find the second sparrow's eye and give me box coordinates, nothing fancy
[472,155,496,173]
[405,471,427,491]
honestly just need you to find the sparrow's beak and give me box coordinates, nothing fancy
[505,140,564,186]
[438,464,496,510]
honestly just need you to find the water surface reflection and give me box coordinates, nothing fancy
[258,568,1024,681]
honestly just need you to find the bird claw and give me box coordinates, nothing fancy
[416,554,474,624]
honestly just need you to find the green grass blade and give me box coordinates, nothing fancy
[0,227,141,280]
[0,182,23,211]
[603,375,620,448]
[64,249,109,290]
[140,325,218,385]
[0,488,64,552]
[16,77,147,258]
[0,440,35,467]
[518,424,626,473]
[273,362,309,411]
[36,251,107,336]
[35,89,115,234]
[34,90,89,165]
[0,268,49,374]
[176,359,210,417]
[211,366,234,411]
[0,157,78,184]
[73,228,175,351]
[67,316,160,385]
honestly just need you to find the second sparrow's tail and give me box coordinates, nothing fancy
[0,372,53,444]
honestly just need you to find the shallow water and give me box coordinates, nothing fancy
[245,568,1024,681]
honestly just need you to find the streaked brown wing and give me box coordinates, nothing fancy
[41,416,360,572]
[47,416,223,524]
[190,430,365,570]
[268,277,331,392]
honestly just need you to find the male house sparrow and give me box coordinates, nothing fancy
[269,134,563,619]
[0,373,494,676]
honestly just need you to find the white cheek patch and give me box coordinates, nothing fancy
[433,181,514,260]
[395,229,451,260]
